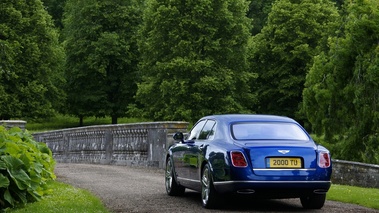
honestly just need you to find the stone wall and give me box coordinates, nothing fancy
[32,122,189,169]
[331,159,379,188]
[0,120,26,130]
[31,122,379,188]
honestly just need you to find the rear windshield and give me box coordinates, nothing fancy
[231,122,309,141]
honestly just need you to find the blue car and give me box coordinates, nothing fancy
[165,114,332,209]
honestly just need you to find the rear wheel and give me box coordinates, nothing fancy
[201,163,219,209]
[165,158,185,196]
[300,194,326,209]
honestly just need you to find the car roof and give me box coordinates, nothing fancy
[202,114,296,123]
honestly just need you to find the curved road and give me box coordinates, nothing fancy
[55,163,378,213]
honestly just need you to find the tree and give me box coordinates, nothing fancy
[63,0,142,124]
[247,0,275,35]
[303,0,379,163]
[41,0,66,29]
[0,0,65,120]
[249,0,339,122]
[136,0,256,123]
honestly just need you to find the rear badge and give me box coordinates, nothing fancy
[278,150,290,154]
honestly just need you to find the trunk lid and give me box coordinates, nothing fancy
[237,140,318,176]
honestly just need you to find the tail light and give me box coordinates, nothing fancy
[231,151,248,167]
[318,151,331,168]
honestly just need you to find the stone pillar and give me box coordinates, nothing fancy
[103,130,113,164]
[0,120,27,130]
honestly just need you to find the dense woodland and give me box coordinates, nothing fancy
[0,0,378,164]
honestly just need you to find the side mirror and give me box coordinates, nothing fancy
[173,132,184,143]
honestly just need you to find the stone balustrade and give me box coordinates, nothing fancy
[2,120,378,188]
[0,120,26,130]
[32,122,189,169]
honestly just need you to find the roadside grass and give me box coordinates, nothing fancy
[327,184,379,210]
[8,181,109,213]
[25,114,150,132]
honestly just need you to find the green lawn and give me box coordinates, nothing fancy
[8,181,109,213]
[25,114,150,133]
[327,184,379,210]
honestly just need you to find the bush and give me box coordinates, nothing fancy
[0,126,56,209]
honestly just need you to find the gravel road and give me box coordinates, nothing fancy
[55,163,379,213]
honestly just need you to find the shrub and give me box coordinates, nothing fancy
[0,126,56,209]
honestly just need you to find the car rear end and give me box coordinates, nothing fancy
[213,117,332,208]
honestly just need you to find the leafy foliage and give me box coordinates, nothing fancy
[0,0,65,120]
[63,0,142,124]
[1,0,378,165]
[137,0,257,123]
[41,0,66,29]
[0,126,56,209]
[250,0,339,122]
[247,0,275,35]
[303,0,379,163]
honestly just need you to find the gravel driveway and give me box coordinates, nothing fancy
[55,163,379,213]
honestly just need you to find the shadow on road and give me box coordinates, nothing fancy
[174,191,316,212]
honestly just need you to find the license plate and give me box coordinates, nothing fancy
[267,158,302,168]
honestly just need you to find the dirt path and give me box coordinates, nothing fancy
[54,163,379,213]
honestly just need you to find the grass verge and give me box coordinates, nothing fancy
[327,184,379,210]
[26,114,150,132]
[8,181,110,213]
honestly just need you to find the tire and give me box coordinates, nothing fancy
[201,163,219,209]
[300,194,326,209]
[165,158,185,196]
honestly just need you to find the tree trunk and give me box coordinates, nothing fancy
[112,116,118,124]
[79,116,83,126]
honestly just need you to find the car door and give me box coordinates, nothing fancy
[186,120,217,184]
[172,120,206,182]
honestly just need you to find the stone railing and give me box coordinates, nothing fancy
[331,159,379,188]
[0,119,369,189]
[0,120,26,130]
[32,122,189,169]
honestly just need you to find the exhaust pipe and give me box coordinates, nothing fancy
[313,189,328,194]
[237,189,255,194]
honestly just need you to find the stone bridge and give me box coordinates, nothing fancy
[2,120,379,189]
[32,122,188,169]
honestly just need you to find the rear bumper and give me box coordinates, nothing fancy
[213,180,331,198]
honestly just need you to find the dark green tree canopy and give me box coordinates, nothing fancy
[137,0,256,122]
[249,0,339,121]
[247,0,275,35]
[303,0,379,163]
[0,0,65,120]
[41,0,66,29]
[63,0,142,124]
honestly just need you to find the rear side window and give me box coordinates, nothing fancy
[232,122,309,141]
[187,120,206,140]
[198,120,216,140]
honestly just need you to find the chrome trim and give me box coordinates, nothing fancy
[237,189,255,194]
[278,150,290,154]
[314,189,328,194]
[253,168,317,171]
[214,180,331,186]
[177,177,200,184]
